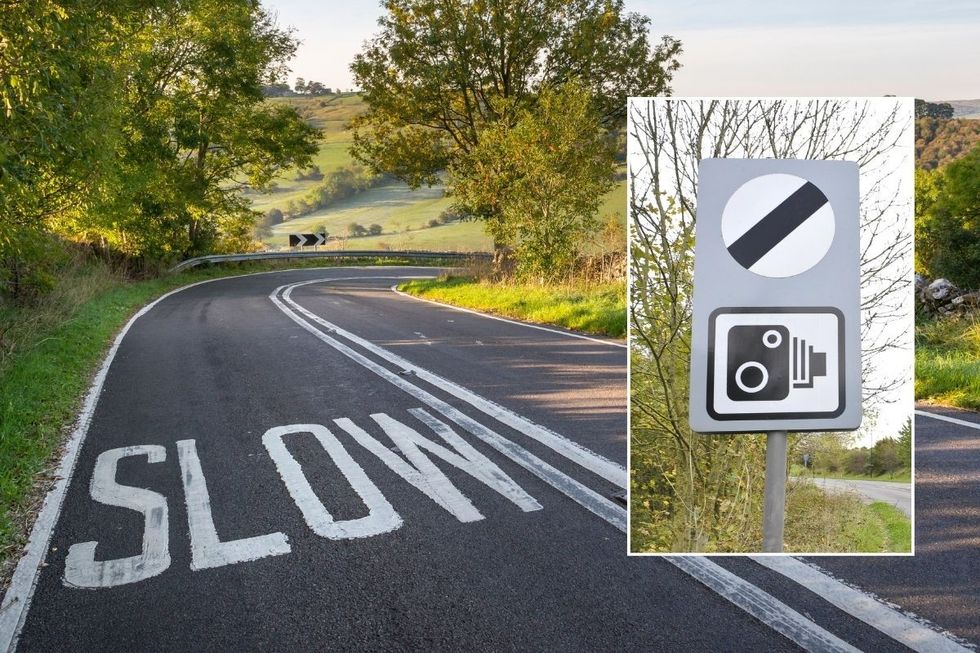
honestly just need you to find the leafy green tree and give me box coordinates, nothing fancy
[368,224,383,236]
[868,438,901,476]
[915,99,954,120]
[452,82,615,279]
[897,418,912,470]
[350,0,680,192]
[0,0,150,298]
[916,145,980,286]
[89,0,321,259]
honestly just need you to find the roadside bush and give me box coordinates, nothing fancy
[916,145,980,287]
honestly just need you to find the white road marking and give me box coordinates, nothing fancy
[63,446,171,589]
[282,278,627,488]
[275,276,941,653]
[668,557,860,653]
[336,411,541,523]
[263,423,402,539]
[753,557,975,653]
[0,269,960,653]
[915,409,980,430]
[390,284,627,348]
[0,266,450,652]
[270,283,627,530]
[176,440,291,570]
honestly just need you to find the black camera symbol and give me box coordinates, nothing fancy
[726,325,827,402]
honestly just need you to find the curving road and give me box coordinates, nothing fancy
[0,267,975,652]
[797,477,912,517]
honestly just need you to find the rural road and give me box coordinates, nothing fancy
[797,477,912,517]
[0,267,976,651]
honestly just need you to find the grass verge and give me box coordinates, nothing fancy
[789,465,911,483]
[397,276,626,338]
[784,483,911,553]
[916,315,980,410]
[0,255,448,588]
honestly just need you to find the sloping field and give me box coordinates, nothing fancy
[247,95,625,253]
[266,181,456,246]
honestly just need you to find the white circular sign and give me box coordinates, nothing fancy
[721,173,834,278]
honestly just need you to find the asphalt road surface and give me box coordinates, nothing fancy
[0,267,976,652]
[798,477,912,517]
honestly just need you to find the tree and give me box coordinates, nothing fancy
[0,0,151,299]
[305,81,328,95]
[915,99,954,120]
[350,0,680,193]
[897,418,911,470]
[916,145,980,286]
[294,77,306,94]
[89,0,321,259]
[868,438,901,475]
[368,224,383,236]
[347,223,367,237]
[451,81,615,279]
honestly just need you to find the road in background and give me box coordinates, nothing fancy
[796,477,912,517]
[0,268,975,652]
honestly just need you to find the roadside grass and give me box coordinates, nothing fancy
[0,254,450,588]
[869,502,913,552]
[789,464,912,483]
[397,276,626,338]
[915,314,980,410]
[784,482,911,553]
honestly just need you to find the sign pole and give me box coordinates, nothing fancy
[762,430,787,552]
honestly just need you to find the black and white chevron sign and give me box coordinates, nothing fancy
[289,232,327,247]
[721,173,835,278]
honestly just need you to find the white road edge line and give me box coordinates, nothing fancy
[282,277,626,488]
[915,409,980,430]
[0,275,240,652]
[753,557,975,653]
[0,265,437,653]
[275,279,875,653]
[389,284,627,348]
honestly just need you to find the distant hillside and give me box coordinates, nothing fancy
[247,94,626,253]
[944,99,980,119]
[916,117,980,169]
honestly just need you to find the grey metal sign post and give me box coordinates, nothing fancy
[688,159,862,552]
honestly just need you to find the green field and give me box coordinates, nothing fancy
[245,95,626,253]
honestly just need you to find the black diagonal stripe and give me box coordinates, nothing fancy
[727,181,829,270]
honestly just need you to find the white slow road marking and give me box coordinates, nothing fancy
[282,277,627,488]
[752,557,975,653]
[270,281,626,530]
[263,424,403,539]
[390,284,628,348]
[0,271,963,653]
[63,446,171,589]
[177,440,291,570]
[335,411,541,522]
[272,276,899,653]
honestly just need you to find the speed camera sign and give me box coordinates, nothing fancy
[689,159,861,433]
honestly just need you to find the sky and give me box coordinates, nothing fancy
[264,0,980,100]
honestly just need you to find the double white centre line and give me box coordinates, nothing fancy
[273,275,941,653]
